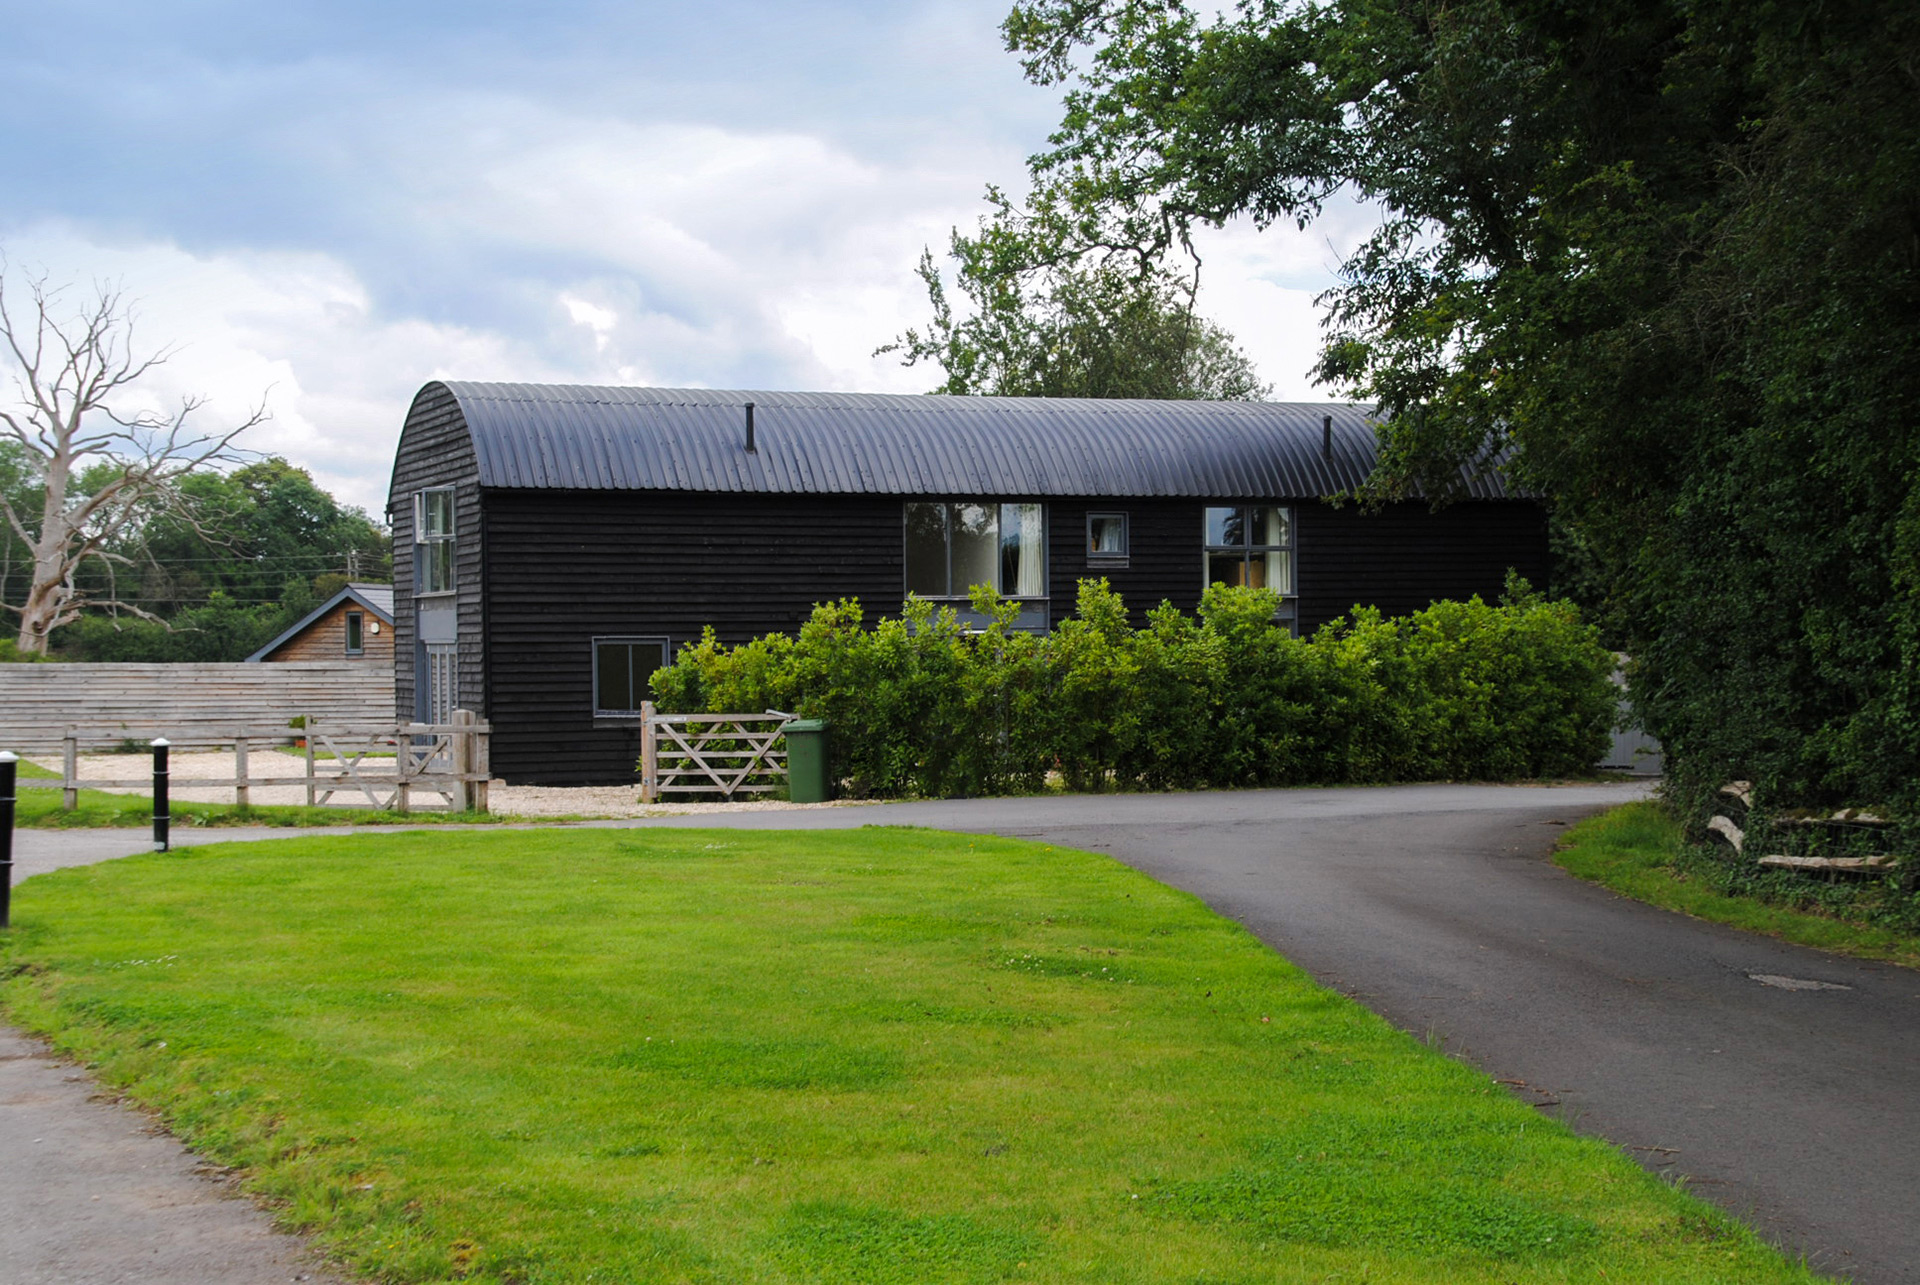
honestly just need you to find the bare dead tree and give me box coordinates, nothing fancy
[0,263,266,653]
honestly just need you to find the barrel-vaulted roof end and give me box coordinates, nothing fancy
[418,382,1519,500]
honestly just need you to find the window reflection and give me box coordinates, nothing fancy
[903,502,1047,599]
[1203,504,1297,617]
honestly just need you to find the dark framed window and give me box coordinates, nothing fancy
[345,611,364,655]
[1087,512,1129,566]
[904,501,1048,630]
[1204,505,1297,630]
[904,502,1046,598]
[416,487,456,595]
[594,637,669,716]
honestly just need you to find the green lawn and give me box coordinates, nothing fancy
[0,827,1825,1284]
[1555,802,1920,969]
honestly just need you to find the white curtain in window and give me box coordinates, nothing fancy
[1008,503,1044,596]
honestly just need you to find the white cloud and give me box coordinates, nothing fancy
[1189,200,1383,401]
[2,225,559,515]
[3,91,1370,523]
[0,108,997,514]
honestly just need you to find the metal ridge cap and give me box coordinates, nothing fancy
[441,381,1378,412]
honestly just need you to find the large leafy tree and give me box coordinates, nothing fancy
[883,221,1268,400]
[131,459,391,614]
[992,0,1920,814]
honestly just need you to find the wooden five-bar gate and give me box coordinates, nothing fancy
[638,703,793,803]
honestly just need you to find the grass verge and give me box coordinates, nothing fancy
[10,760,506,828]
[1554,802,1920,969]
[2,826,1826,1283]
[11,781,502,828]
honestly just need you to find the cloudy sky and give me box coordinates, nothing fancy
[1,0,1368,515]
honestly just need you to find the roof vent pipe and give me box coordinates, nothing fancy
[1321,413,1332,461]
[744,401,757,453]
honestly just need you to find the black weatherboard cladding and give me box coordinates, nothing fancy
[483,490,903,784]
[387,384,484,721]
[481,491,1544,784]
[1295,501,1549,629]
[390,382,1547,785]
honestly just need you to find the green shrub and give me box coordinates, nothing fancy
[649,579,1616,798]
[0,638,64,662]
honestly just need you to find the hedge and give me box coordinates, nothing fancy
[649,578,1617,799]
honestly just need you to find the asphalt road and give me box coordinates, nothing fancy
[635,783,1920,1282]
[7,781,1918,1281]
[0,1026,345,1285]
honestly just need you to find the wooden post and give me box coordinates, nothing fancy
[473,719,490,814]
[639,701,658,803]
[62,727,78,811]
[304,715,316,807]
[396,719,412,815]
[234,733,250,809]
[451,709,475,812]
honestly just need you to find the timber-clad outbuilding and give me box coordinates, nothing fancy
[389,381,1547,785]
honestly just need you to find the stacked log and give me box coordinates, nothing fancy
[1708,781,1907,884]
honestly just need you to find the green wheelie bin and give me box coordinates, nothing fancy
[784,719,831,803]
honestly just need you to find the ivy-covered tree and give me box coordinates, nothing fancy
[988,0,1920,815]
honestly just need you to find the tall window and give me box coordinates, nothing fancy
[345,611,364,655]
[595,637,669,716]
[1205,505,1296,628]
[416,488,455,595]
[904,502,1046,599]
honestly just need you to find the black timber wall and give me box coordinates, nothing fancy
[1295,501,1549,631]
[1044,499,1205,625]
[1044,497,1547,631]
[387,384,486,721]
[483,490,905,783]
[483,489,1547,784]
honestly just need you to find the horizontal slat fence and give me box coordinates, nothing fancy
[0,662,393,752]
[17,714,490,813]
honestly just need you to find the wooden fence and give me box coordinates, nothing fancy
[27,712,491,813]
[0,661,393,752]
[638,703,792,802]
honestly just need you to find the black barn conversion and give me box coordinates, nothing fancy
[388,382,1546,785]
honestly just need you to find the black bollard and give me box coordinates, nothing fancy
[0,751,14,929]
[152,738,170,854]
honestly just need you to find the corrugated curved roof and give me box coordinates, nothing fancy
[429,382,1517,499]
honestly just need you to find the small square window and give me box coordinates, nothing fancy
[595,637,669,716]
[1087,512,1129,565]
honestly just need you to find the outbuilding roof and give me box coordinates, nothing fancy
[244,583,395,663]
[426,382,1517,500]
